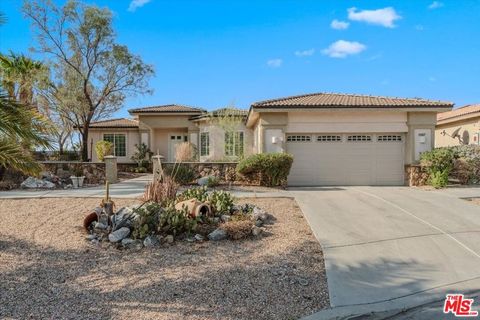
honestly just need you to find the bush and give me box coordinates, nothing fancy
[131,143,153,169]
[95,140,113,162]
[429,170,449,189]
[220,220,253,240]
[164,164,197,185]
[177,186,209,202]
[237,153,294,187]
[142,176,179,206]
[157,206,198,236]
[209,190,235,215]
[132,202,162,239]
[206,176,220,187]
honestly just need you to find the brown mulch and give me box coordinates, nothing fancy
[0,197,329,320]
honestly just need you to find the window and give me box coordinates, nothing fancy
[225,131,244,157]
[317,135,342,142]
[286,135,311,142]
[347,135,372,142]
[377,135,402,142]
[103,134,126,157]
[200,132,210,156]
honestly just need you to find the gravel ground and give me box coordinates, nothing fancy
[0,197,329,320]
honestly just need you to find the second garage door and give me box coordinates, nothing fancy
[286,133,405,186]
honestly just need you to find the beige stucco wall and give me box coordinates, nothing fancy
[435,117,480,147]
[197,120,253,161]
[405,112,437,164]
[152,128,188,161]
[88,128,140,163]
[137,114,197,131]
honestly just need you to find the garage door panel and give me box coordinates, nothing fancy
[287,133,404,186]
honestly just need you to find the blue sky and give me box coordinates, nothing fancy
[1,0,479,118]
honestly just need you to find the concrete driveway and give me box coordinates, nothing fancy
[291,186,480,319]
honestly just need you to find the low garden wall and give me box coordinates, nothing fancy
[40,161,106,184]
[405,164,429,187]
[161,162,239,183]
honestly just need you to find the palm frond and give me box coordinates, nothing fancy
[0,139,42,176]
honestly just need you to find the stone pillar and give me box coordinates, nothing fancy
[152,155,164,182]
[104,156,118,184]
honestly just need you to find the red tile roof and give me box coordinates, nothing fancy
[128,104,204,113]
[89,118,139,128]
[252,92,453,108]
[437,104,480,123]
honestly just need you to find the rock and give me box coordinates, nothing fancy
[94,222,107,230]
[253,207,271,222]
[94,207,103,215]
[20,177,56,189]
[213,217,220,224]
[194,234,205,241]
[121,238,135,245]
[112,207,134,230]
[255,219,263,227]
[197,175,215,186]
[165,235,174,244]
[122,238,143,250]
[221,214,231,222]
[64,184,73,189]
[143,235,160,247]
[91,239,100,245]
[208,228,227,241]
[186,236,196,243]
[251,226,263,237]
[86,234,97,240]
[108,227,130,242]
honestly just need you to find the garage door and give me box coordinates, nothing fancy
[286,133,405,186]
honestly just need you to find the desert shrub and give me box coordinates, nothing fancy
[237,153,294,187]
[209,190,235,215]
[175,142,197,162]
[131,143,153,169]
[206,176,220,187]
[134,167,148,173]
[164,164,196,185]
[420,148,456,188]
[95,140,113,162]
[132,202,162,239]
[429,170,450,189]
[158,206,198,236]
[220,220,253,240]
[177,186,209,202]
[143,176,179,206]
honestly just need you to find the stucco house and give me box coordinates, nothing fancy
[87,92,453,186]
[435,104,480,147]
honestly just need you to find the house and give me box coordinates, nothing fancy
[435,104,480,147]
[87,92,453,186]
[87,105,252,163]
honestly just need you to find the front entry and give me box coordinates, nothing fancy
[168,134,188,161]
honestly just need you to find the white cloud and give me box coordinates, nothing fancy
[428,1,444,9]
[267,59,283,68]
[330,19,350,30]
[128,0,151,12]
[294,49,315,57]
[322,40,366,58]
[347,7,401,28]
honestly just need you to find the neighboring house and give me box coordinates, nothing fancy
[87,92,452,186]
[435,104,480,147]
[87,105,251,163]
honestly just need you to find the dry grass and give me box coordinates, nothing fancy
[220,219,253,240]
[0,197,329,320]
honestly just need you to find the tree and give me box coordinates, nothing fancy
[23,0,154,161]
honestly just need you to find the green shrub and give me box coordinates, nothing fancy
[177,186,209,202]
[134,167,148,173]
[429,169,449,189]
[209,190,235,215]
[164,164,197,185]
[237,153,294,187]
[95,140,113,162]
[206,176,220,187]
[157,206,198,236]
[420,148,456,173]
[131,143,153,169]
[131,202,162,239]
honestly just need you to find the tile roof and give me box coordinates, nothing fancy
[437,104,480,122]
[89,118,139,128]
[128,104,205,113]
[252,92,454,108]
[190,107,248,120]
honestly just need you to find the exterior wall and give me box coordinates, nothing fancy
[152,128,188,160]
[138,114,197,130]
[197,120,253,161]
[435,117,480,147]
[88,129,140,163]
[405,112,437,164]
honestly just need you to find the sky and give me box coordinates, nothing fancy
[1,0,479,119]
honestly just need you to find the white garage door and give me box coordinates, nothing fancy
[286,133,405,186]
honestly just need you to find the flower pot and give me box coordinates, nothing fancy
[78,176,85,187]
[70,176,79,189]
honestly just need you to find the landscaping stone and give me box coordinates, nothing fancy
[221,214,231,222]
[165,235,174,244]
[253,207,271,222]
[251,226,263,237]
[108,227,130,242]
[122,238,143,250]
[194,234,204,241]
[20,177,56,189]
[94,222,107,230]
[86,234,97,240]
[197,175,214,186]
[143,235,160,247]
[208,228,227,241]
[255,219,263,227]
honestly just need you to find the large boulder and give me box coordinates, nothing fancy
[208,228,227,241]
[20,177,56,189]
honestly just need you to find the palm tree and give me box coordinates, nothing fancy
[0,91,52,175]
